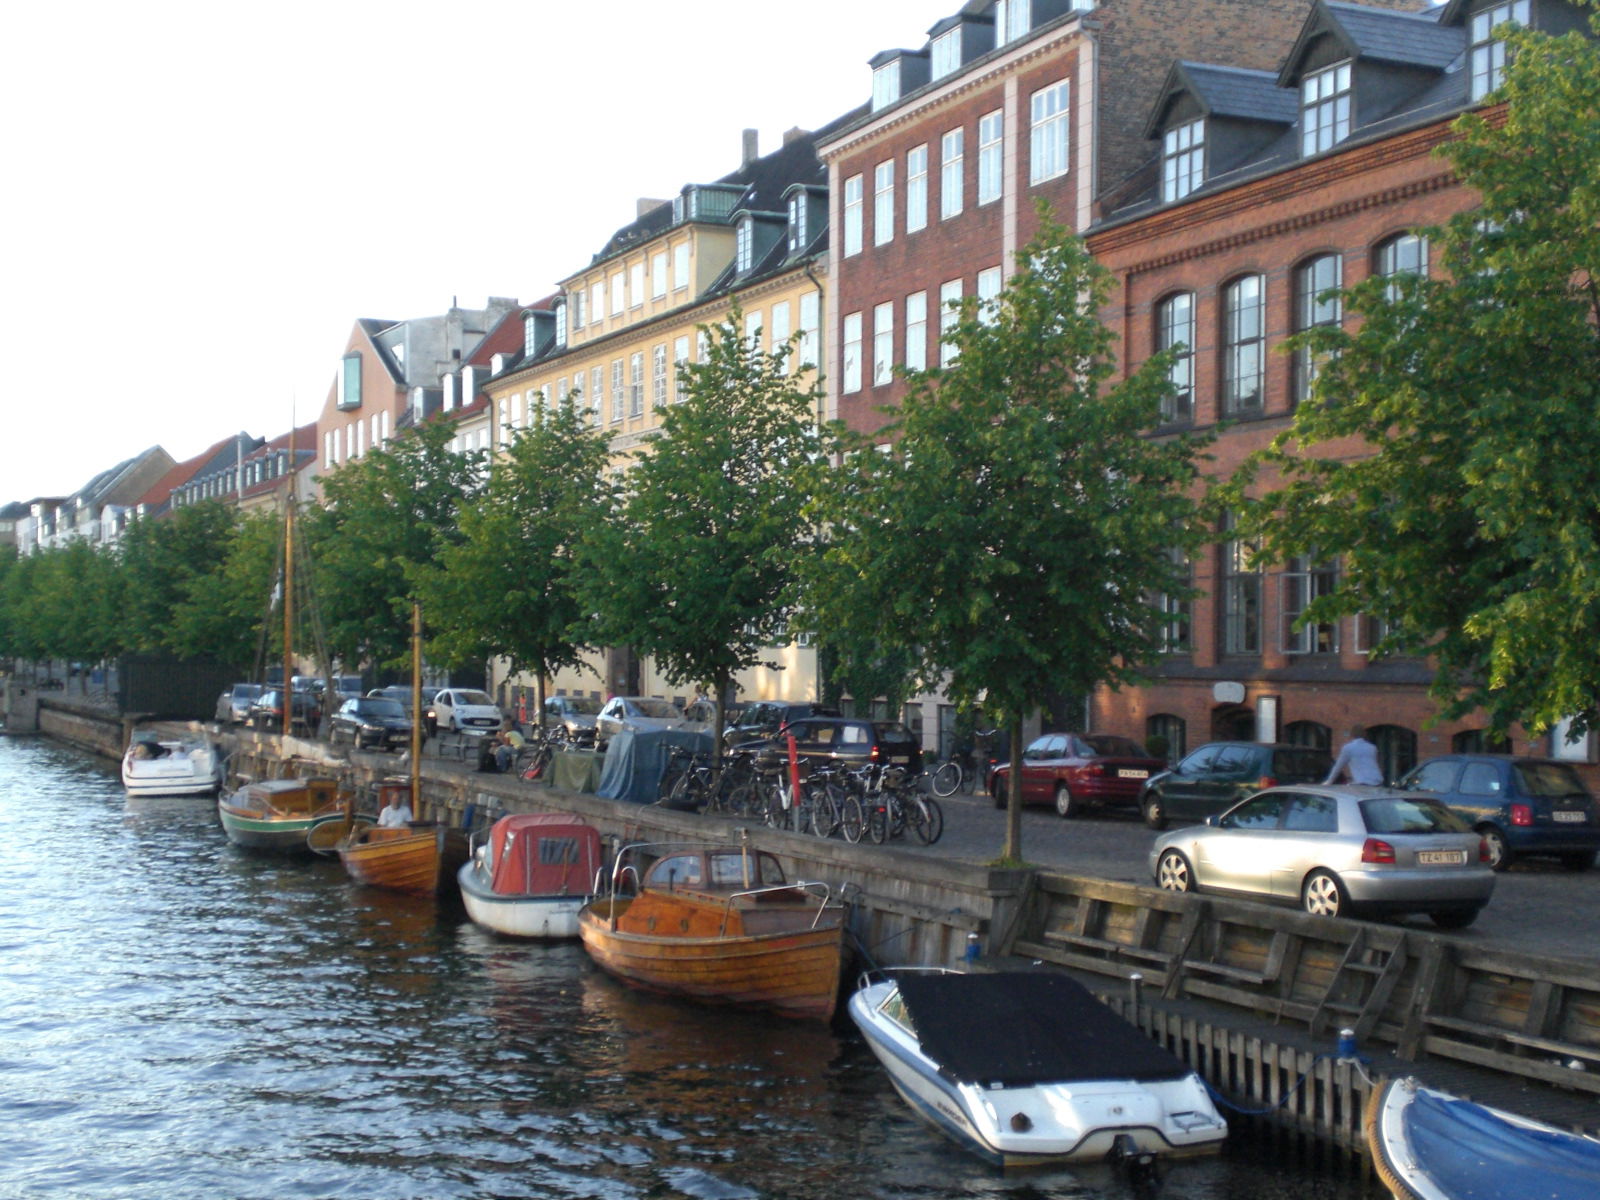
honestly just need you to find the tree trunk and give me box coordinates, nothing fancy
[1003,720,1024,862]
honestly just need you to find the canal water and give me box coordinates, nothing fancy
[1,735,1384,1199]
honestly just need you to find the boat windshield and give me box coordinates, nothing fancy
[878,986,917,1034]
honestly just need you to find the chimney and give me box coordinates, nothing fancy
[742,128,759,165]
[783,126,810,146]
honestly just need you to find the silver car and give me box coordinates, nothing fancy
[1149,785,1495,929]
[595,696,686,743]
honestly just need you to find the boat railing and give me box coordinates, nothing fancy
[715,880,837,937]
[853,964,957,993]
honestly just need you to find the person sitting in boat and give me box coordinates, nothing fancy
[376,794,414,828]
[130,736,166,759]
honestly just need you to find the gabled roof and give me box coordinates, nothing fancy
[1279,1,1464,86]
[135,435,243,511]
[1145,61,1298,139]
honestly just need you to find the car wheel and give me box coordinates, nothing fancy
[1053,784,1077,819]
[1430,908,1480,930]
[1560,850,1597,872]
[1155,849,1194,893]
[1302,869,1348,918]
[1142,790,1168,831]
[991,778,1007,809]
[1479,826,1513,871]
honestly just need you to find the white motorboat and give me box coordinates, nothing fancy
[849,969,1228,1168]
[457,813,604,939]
[121,731,223,797]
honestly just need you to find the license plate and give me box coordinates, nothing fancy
[1553,810,1587,823]
[1117,769,1149,779]
[1418,850,1467,865]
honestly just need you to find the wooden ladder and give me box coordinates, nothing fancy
[1310,926,1407,1042]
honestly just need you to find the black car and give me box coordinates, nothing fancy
[329,697,413,752]
[724,701,842,748]
[246,688,320,732]
[1139,741,1334,829]
[368,685,441,731]
[743,716,922,776]
[1397,754,1600,871]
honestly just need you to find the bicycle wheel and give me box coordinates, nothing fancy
[808,782,839,839]
[666,770,698,811]
[866,800,888,844]
[723,778,758,818]
[930,760,961,798]
[909,795,944,845]
[959,759,977,795]
[763,779,792,830]
[838,792,865,843]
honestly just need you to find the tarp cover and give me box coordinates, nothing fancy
[485,813,602,897]
[596,727,715,806]
[1402,1087,1600,1200]
[895,971,1192,1088]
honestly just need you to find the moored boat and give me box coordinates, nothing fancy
[329,780,468,896]
[1365,1074,1600,1200]
[217,777,347,853]
[458,812,604,939]
[849,969,1228,1168]
[122,730,223,797]
[578,842,850,1021]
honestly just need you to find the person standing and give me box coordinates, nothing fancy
[1324,725,1383,785]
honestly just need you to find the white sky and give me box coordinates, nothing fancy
[0,0,934,503]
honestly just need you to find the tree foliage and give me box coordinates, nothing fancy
[116,500,239,657]
[578,305,823,748]
[803,210,1212,861]
[167,509,283,669]
[1232,10,1600,737]
[416,396,613,705]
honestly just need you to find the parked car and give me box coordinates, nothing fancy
[368,685,441,731]
[328,696,413,752]
[1150,785,1495,927]
[595,696,687,744]
[743,716,922,776]
[1396,755,1600,871]
[246,688,320,732]
[1139,741,1334,830]
[215,682,263,725]
[431,688,504,735]
[723,700,841,747]
[544,694,602,740]
[989,732,1167,817]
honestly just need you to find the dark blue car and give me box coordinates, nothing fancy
[1397,755,1600,871]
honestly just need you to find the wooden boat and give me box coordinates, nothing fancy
[849,969,1228,1168]
[458,812,604,939]
[122,730,223,797]
[324,780,468,896]
[217,777,347,852]
[578,842,850,1021]
[1366,1074,1600,1200]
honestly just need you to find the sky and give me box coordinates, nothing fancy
[0,0,936,504]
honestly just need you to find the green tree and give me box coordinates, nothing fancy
[578,305,823,750]
[1233,10,1600,739]
[168,509,283,669]
[415,395,613,717]
[803,210,1212,863]
[116,500,238,657]
[305,421,483,672]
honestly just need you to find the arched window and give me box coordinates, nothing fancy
[1146,714,1186,763]
[1376,233,1429,298]
[1292,254,1342,407]
[1368,724,1417,784]
[1222,275,1265,417]
[1452,728,1511,754]
[1284,720,1331,752]
[1156,292,1195,423]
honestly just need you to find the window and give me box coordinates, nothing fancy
[1156,546,1191,652]
[1281,555,1338,654]
[770,301,791,353]
[905,291,927,372]
[736,218,754,272]
[1377,233,1428,296]
[872,60,900,112]
[1453,728,1511,754]
[524,312,539,358]
[1472,0,1528,99]
[939,279,962,366]
[554,301,567,348]
[338,354,361,410]
[1146,714,1186,761]
[610,359,624,423]
[651,252,667,299]
[744,309,763,355]
[941,129,964,219]
[673,336,689,402]
[799,291,820,368]
[1162,117,1204,202]
[1301,61,1351,156]
[906,145,928,233]
[572,287,586,329]
[1293,254,1342,406]
[995,0,1030,44]
[1369,724,1417,783]
[590,366,604,427]
[610,271,625,316]
[842,312,863,393]
[1030,81,1070,185]
[976,266,1002,325]
[978,110,1003,205]
[843,173,863,256]
[931,29,960,79]
[1220,512,1261,655]
[629,353,644,417]
[1156,292,1194,423]
[1222,275,1265,417]
[629,262,643,308]
[873,301,894,386]
[592,280,605,321]
[873,160,895,246]
[788,191,808,253]
[673,242,690,291]
[1285,720,1331,752]
[652,345,666,409]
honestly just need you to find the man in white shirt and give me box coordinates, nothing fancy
[376,794,414,827]
[1324,725,1384,786]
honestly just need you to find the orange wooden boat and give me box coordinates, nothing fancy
[578,842,851,1021]
[323,780,468,896]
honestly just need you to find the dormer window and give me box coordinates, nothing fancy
[1301,61,1351,155]
[1471,0,1528,100]
[337,353,362,410]
[931,30,960,80]
[736,217,754,273]
[788,192,808,254]
[1162,118,1205,202]
[872,60,900,111]
[995,0,1030,45]
[554,300,568,348]
[524,312,538,358]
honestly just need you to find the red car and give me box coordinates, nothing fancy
[990,732,1166,818]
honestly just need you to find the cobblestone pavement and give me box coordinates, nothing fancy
[923,791,1600,961]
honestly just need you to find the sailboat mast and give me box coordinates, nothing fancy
[282,417,296,738]
[410,601,422,812]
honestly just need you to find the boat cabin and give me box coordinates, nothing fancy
[642,847,787,893]
[484,813,603,898]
